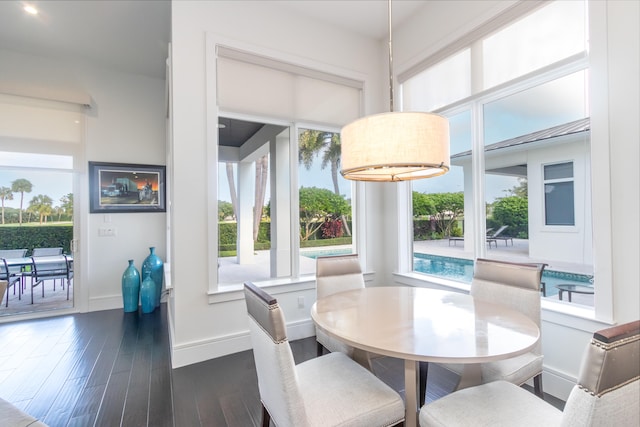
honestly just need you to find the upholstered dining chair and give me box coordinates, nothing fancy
[421,258,546,404]
[243,282,405,427]
[419,319,640,427]
[315,254,364,358]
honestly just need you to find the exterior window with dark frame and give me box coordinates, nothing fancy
[543,162,575,226]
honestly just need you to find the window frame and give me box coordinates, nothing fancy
[395,0,614,323]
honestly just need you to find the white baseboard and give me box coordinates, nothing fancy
[170,318,316,368]
[87,295,122,312]
[540,366,577,401]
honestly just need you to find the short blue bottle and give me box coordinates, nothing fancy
[121,260,140,313]
[142,246,164,308]
[140,271,156,314]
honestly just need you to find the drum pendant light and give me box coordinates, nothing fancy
[340,0,450,182]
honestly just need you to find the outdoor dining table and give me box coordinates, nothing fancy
[311,286,540,427]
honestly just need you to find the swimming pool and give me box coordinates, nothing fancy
[302,249,593,298]
[414,253,593,297]
[302,248,353,259]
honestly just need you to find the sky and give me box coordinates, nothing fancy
[0,152,72,209]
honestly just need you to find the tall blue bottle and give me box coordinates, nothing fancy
[140,271,156,314]
[121,260,140,312]
[142,246,164,307]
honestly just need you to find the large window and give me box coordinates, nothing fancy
[403,1,593,305]
[212,46,362,289]
[216,123,354,285]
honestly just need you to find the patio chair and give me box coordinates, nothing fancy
[243,282,405,427]
[487,225,513,246]
[32,247,63,257]
[419,320,640,427]
[0,249,29,303]
[1,259,22,307]
[29,254,72,304]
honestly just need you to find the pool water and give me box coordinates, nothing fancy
[302,248,353,259]
[414,253,593,297]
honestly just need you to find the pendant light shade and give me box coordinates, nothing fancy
[340,111,450,181]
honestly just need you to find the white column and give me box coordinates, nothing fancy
[270,129,292,277]
[237,161,254,264]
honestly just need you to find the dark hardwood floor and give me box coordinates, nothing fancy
[0,305,564,426]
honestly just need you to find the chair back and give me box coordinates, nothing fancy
[0,258,10,280]
[316,254,364,299]
[31,255,70,281]
[0,280,6,303]
[243,282,308,426]
[471,258,546,353]
[32,247,63,257]
[562,320,640,426]
[487,225,508,238]
[0,249,28,258]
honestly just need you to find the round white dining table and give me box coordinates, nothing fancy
[310,286,540,427]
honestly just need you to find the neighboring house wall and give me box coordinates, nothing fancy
[527,137,592,266]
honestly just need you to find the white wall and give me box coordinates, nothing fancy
[80,64,167,311]
[0,49,167,315]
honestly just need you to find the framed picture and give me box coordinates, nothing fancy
[89,162,166,213]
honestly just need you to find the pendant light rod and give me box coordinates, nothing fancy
[339,0,451,182]
[388,0,394,112]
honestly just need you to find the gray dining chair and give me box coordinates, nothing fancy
[315,254,364,357]
[421,258,546,404]
[419,320,640,427]
[314,254,383,370]
[243,282,405,427]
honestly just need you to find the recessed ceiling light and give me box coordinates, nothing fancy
[23,4,39,15]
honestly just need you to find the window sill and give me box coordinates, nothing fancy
[208,276,316,304]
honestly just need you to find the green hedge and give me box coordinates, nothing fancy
[0,225,73,255]
[218,221,353,253]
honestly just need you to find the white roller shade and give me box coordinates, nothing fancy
[0,93,84,144]
[216,47,361,126]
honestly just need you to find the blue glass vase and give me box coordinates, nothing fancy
[140,271,156,314]
[121,259,140,312]
[142,246,164,308]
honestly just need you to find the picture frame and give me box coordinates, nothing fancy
[89,161,166,213]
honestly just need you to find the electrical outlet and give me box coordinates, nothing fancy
[297,296,305,308]
[98,227,117,237]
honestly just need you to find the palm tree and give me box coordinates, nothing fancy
[29,194,53,224]
[299,130,342,194]
[0,186,13,224]
[298,130,351,235]
[60,193,73,221]
[225,163,238,220]
[253,155,268,242]
[11,178,33,225]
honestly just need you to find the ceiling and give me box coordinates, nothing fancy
[0,0,429,147]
